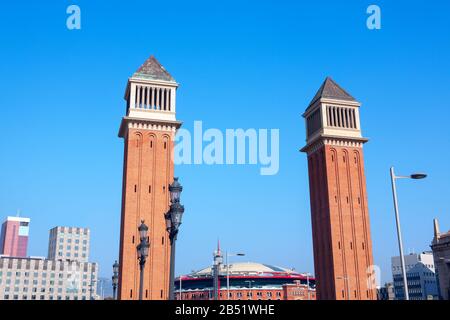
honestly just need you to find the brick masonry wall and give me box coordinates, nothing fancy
[307,143,376,300]
[118,128,174,300]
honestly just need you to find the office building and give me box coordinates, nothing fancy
[377,282,395,300]
[0,226,98,300]
[391,252,439,300]
[0,256,97,300]
[0,216,30,258]
[47,226,90,263]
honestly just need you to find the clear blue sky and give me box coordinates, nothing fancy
[0,1,449,283]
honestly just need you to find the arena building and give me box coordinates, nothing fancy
[175,262,316,300]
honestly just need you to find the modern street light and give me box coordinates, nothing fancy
[112,260,119,300]
[390,167,427,301]
[166,177,185,300]
[137,220,150,300]
[225,251,245,300]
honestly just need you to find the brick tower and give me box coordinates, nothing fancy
[118,56,181,300]
[301,77,376,300]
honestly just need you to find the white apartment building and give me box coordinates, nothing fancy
[0,256,97,300]
[0,226,98,300]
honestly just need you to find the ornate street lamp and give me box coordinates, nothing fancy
[225,252,245,300]
[169,177,182,203]
[166,177,185,300]
[137,220,150,300]
[112,260,119,300]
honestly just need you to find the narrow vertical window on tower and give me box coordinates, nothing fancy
[149,87,154,109]
[168,90,172,111]
[164,89,168,111]
[143,87,148,109]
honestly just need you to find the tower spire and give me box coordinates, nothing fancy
[308,76,356,108]
[132,55,175,82]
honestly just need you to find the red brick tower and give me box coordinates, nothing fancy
[301,77,376,300]
[118,56,181,300]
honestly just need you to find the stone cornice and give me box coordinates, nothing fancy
[118,116,182,138]
[300,135,368,155]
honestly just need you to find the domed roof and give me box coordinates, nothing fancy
[189,262,300,278]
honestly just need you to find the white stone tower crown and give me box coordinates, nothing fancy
[302,77,367,150]
[119,55,181,137]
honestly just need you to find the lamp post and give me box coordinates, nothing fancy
[137,221,150,300]
[225,252,245,300]
[390,167,427,300]
[179,276,183,300]
[166,177,185,300]
[112,260,119,300]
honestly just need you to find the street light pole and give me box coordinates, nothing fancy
[137,221,150,301]
[225,252,245,300]
[179,276,182,300]
[166,177,185,301]
[390,167,427,301]
[112,260,119,300]
[168,230,178,300]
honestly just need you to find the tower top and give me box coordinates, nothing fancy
[119,55,181,137]
[301,77,367,153]
[132,55,176,83]
[307,77,356,111]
